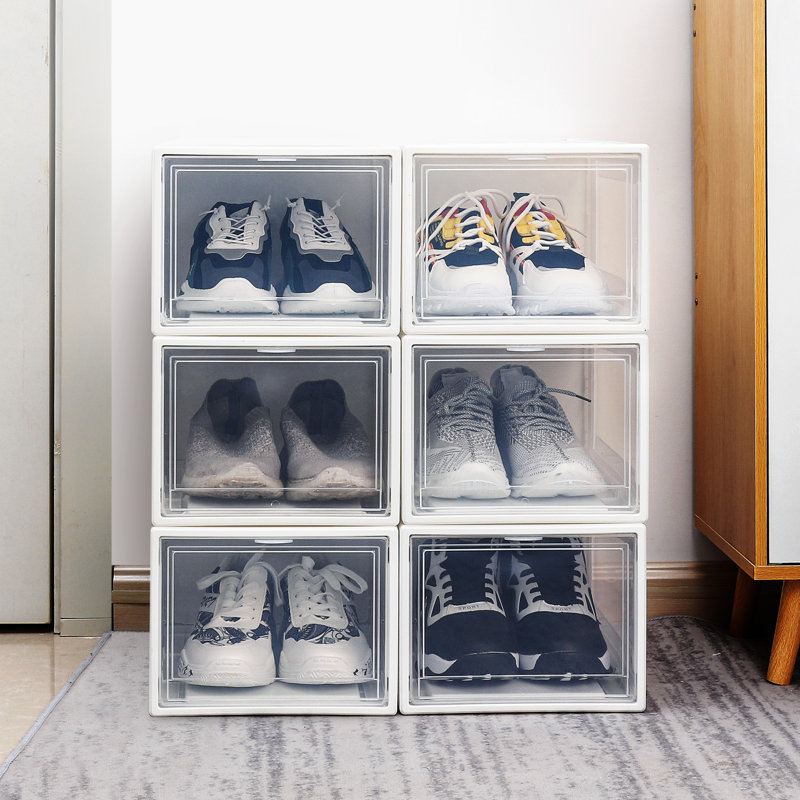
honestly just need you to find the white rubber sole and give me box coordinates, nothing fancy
[514,276,612,316]
[422,282,515,317]
[510,461,604,499]
[178,650,277,687]
[286,466,374,502]
[425,461,511,500]
[280,283,380,315]
[424,260,514,316]
[175,278,279,314]
[183,463,284,500]
[278,652,373,684]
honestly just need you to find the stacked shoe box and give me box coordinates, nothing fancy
[149,147,401,715]
[399,145,649,713]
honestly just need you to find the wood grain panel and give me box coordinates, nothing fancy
[693,0,767,569]
[112,567,150,631]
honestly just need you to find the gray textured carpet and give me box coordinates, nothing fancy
[1,617,799,799]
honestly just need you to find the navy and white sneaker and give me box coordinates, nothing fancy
[277,556,372,684]
[279,197,379,315]
[423,541,517,678]
[176,200,279,314]
[417,189,514,317]
[178,553,279,687]
[501,193,611,316]
[508,539,612,679]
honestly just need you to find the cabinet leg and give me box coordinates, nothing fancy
[729,568,757,637]
[766,580,800,685]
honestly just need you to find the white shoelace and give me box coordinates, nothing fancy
[416,189,511,260]
[281,555,367,628]
[195,553,278,630]
[502,193,585,267]
[287,197,348,249]
[203,198,270,248]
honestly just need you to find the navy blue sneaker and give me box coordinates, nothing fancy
[508,539,612,679]
[176,200,279,314]
[279,197,379,315]
[423,541,518,679]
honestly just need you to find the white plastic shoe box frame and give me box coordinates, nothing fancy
[401,143,649,335]
[401,335,649,525]
[149,527,399,716]
[151,145,401,337]
[152,336,400,527]
[147,141,649,717]
[398,524,646,714]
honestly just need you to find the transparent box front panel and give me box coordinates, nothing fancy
[408,150,643,328]
[409,342,641,520]
[159,153,393,328]
[407,532,638,709]
[156,535,389,713]
[159,343,392,520]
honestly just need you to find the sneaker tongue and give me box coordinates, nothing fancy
[479,198,494,217]
[456,198,493,223]
[216,575,240,613]
[441,371,471,388]
[499,365,527,390]
[302,198,326,217]
[510,193,530,219]
[493,365,539,395]
[428,367,470,397]
[511,193,556,221]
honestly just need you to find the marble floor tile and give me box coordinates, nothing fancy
[0,633,99,763]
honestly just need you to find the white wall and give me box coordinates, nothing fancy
[111,0,717,565]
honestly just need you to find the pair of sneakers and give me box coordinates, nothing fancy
[182,377,374,502]
[418,189,611,317]
[176,197,377,315]
[179,554,372,687]
[425,365,604,500]
[423,539,611,680]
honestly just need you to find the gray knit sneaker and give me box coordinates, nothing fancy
[424,369,510,499]
[490,365,604,498]
[182,378,283,499]
[280,379,375,502]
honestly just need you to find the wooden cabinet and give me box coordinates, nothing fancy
[693,0,800,683]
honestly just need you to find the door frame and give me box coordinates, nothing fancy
[53,0,112,635]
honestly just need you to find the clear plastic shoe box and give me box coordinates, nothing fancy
[402,336,647,524]
[150,527,398,716]
[147,142,650,718]
[153,337,399,526]
[152,146,400,336]
[402,144,648,334]
[399,525,645,714]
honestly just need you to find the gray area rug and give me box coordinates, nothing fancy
[1,617,799,800]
